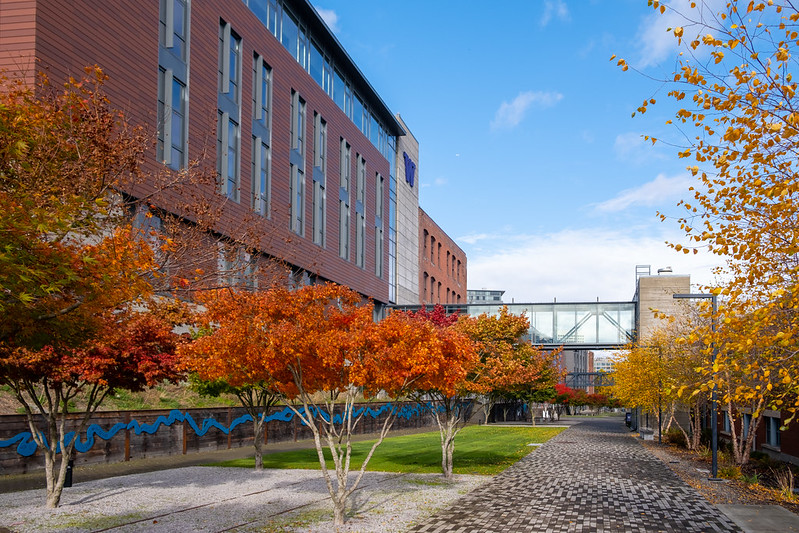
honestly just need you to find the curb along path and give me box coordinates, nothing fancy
[409,417,741,533]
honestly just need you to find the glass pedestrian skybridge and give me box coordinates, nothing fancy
[389,302,637,350]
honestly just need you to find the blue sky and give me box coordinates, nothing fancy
[314,0,725,303]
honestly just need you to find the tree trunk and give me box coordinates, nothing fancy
[442,432,455,479]
[253,430,264,470]
[332,495,346,526]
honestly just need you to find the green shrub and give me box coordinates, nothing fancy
[719,465,741,480]
[664,428,687,447]
[741,472,760,485]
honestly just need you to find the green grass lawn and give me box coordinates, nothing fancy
[213,425,566,475]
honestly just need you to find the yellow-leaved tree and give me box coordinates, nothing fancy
[617,0,799,437]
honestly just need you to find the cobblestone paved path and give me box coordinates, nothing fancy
[409,417,741,533]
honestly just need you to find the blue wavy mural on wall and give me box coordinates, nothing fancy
[0,402,432,458]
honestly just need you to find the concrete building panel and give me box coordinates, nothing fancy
[394,114,419,305]
[635,274,691,341]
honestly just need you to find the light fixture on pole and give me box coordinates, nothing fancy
[673,292,720,480]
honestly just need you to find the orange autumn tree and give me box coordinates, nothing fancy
[180,284,474,526]
[0,69,185,508]
[402,306,480,479]
[458,307,564,426]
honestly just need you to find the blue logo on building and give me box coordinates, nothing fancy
[403,152,416,188]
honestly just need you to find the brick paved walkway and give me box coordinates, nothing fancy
[409,417,741,533]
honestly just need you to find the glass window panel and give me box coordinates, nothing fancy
[251,1,268,26]
[352,97,364,133]
[281,10,298,57]
[229,36,240,104]
[370,114,379,146]
[333,70,346,112]
[297,29,308,69]
[310,42,324,88]
[268,0,280,36]
[227,119,238,199]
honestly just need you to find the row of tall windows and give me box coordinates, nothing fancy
[421,230,462,283]
[158,0,189,170]
[312,113,327,246]
[252,54,272,217]
[240,0,392,161]
[355,156,366,268]
[375,173,384,278]
[218,20,242,201]
[289,89,306,235]
[158,5,384,280]
[339,139,351,260]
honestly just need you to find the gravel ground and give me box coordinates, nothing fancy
[0,466,488,533]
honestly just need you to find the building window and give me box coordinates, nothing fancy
[290,164,304,235]
[219,21,241,105]
[160,0,188,61]
[157,69,187,169]
[281,9,299,59]
[313,180,325,246]
[217,244,256,289]
[252,137,270,216]
[430,236,436,263]
[355,155,366,269]
[766,416,781,447]
[291,90,306,155]
[356,212,365,268]
[375,226,383,278]
[339,138,351,260]
[333,69,351,117]
[312,113,327,247]
[252,54,271,126]
[158,0,189,169]
[356,155,366,205]
[217,112,240,201]
[314,113,327,172]
[218,20,240,201]
[339,200,349,260]
[375,173,384,278]
[376,173,384,219]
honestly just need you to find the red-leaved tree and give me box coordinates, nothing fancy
[180,285,475,526]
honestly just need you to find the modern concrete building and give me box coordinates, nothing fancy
[633,265,691,341]
[0,0,464,311]
[593,353,616,373]
[467,289,505,304]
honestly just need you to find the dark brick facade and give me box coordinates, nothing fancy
[419,209,466,305]
[0,0,395,304]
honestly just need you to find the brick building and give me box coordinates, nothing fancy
[419,209,467,305]
[0,0,449,311]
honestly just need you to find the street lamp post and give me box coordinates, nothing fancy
[673,292,719,480]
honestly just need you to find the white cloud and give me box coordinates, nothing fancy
[541,0,571,27]
[634,0,724,68]
[314,6,340,33]
[490,91,563,131]
[613,131,670,165]
[459,227,723,304]
[595,173,693,212]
